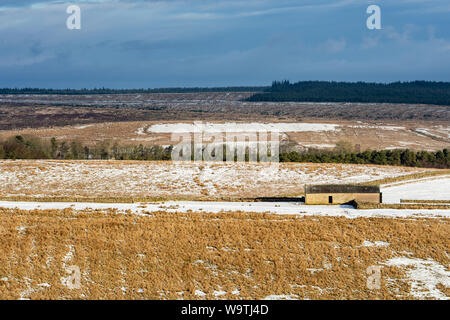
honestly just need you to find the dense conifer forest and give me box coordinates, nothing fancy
[246,81,450,105]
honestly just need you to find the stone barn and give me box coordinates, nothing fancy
[305,184,382,205]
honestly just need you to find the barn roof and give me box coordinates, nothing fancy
[305,184,380,194]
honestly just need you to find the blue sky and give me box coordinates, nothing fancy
[0,0,450,88]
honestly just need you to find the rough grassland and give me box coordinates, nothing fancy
[0,208,448,300]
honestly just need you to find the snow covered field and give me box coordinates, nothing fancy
[0,200,448,219]
[0,160,428,200]
[146,122,340,133]
[382,176,450,203]
[1,171,448,218]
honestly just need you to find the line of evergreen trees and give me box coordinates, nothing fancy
[246,80,450,105]
[280,148,449,169]
[0,136,172,161]
[0,86,266,95]
[0,135,448,169]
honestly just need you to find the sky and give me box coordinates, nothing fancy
[0,0,450,88]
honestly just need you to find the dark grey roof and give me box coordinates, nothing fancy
[305,184,380,194]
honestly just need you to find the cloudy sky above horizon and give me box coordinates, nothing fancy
[0,0,450,88]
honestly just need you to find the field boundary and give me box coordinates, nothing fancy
[401,199,450,204]
[0,195,305,203]
[352,201,450,210]
[365,170,450,187]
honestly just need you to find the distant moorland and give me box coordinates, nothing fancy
[2,81,450,105]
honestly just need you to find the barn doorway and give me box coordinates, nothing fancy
[328,196,333,204]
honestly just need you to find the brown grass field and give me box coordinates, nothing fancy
[1,119,448,152]
[0,92,448,151]
[0,208,448,300]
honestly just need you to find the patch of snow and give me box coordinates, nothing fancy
[415,127,450,139]
[74,124,93,129]
[147,122,340,133]
[264,294,298,300]
[0,200,449,219]
[383,257,450,300]
[303,144,336,149]
[307,268,324,274]
[213,290,227,297]
[135,126,147,135]
[16,226,27,236]
[20,277,50,299]
[349,125,406,131]
[362,240,390,247]
[62,245,75,265]
[194,290,206,297]
[38,283,51,288]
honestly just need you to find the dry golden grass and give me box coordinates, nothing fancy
[0,207,448,300]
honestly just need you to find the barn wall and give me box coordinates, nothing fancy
[305,193,381,204]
